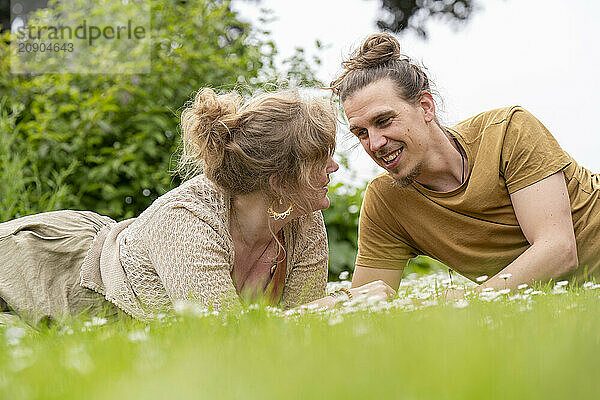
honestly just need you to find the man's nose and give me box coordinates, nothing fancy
[369,130,387,152]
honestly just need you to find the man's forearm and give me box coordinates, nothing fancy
[477,239,578,292]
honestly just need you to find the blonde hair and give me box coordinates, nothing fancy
[329,33,435,105]
[178,88,336,211]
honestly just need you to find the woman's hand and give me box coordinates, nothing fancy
[328,280,396,305]
[349,280,397,302]
[444,288,465,301]
[295,280,396,313]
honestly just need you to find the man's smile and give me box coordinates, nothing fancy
[379,145,404,167]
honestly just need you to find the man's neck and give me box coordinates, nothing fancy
[415,124,466,192]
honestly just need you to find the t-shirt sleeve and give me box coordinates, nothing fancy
[501,107,571,194]
[145,206,240,311]
[279,211,328,309]
[356,181,417,270]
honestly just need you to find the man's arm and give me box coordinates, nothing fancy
[354,172,577,297]
[351,178,415,292]
[352,265,404,291]
[474,171,578,293]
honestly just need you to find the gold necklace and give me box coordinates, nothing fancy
[231,205,279,275]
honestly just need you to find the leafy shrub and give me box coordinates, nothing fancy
[324,179,365,279]
[0,98,75,219]
[0,0,320,220]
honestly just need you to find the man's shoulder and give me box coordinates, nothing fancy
[451,106,526,138]
[364,172,416,207]
[367,171,396,193]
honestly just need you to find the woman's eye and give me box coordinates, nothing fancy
[378,118,391,126]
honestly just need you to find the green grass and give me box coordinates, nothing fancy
[2,272,600,400]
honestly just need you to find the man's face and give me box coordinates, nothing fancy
[343,78,431,187]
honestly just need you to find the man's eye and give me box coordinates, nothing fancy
[378,117,391,126]
[354,130,367,138]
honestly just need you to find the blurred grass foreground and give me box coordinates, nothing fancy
[2,273,600,399]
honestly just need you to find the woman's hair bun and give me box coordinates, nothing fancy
[180,88,242,176]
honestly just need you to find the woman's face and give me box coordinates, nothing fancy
[309,156,339,211]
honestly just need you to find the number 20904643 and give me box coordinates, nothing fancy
[17,42,74,53]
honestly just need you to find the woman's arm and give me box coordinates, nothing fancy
[283,253,397,310]
[281,211,397,310]
[145,206,241,310]
[300,279,397,310]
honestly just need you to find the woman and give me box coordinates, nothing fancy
[329,33,600,298]
[0,87,394,327]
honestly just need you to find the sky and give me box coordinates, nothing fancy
[233,0,600,185]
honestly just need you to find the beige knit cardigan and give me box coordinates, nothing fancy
[80,175,328,321]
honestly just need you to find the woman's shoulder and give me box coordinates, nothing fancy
[172,174,228,212]
[157,174,226,211]
[296,210,325,232]
[131,174,230,234]
[288,210,327,257]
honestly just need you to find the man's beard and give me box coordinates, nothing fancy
[390,162,422,189]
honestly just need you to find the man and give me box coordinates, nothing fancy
[329,33,600,296]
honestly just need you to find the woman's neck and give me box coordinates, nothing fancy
[230,193,293,251]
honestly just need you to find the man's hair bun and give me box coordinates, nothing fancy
[329,32,434,107]
[343,33,404,71]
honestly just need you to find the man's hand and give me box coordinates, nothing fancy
[294,279,396,313]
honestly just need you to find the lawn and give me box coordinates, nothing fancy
[2,272,599,400]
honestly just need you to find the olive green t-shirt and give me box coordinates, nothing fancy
[357,106,600,282]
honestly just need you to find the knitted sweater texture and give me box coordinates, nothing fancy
[81,175,328,321]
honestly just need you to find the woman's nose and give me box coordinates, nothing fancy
[327,158,340,174]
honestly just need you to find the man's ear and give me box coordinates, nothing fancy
[419,92,436,123]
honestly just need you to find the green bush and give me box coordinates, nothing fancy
[324,178,365,278]
[0,0,320,220]
[0,99,75,219]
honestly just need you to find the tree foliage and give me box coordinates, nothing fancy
[323,160,366,279]
[376,0,475,38]
[0,0,320,220]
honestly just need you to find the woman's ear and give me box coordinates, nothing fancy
[268,174,282,196]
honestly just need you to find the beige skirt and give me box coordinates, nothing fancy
[0,210,122,327]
